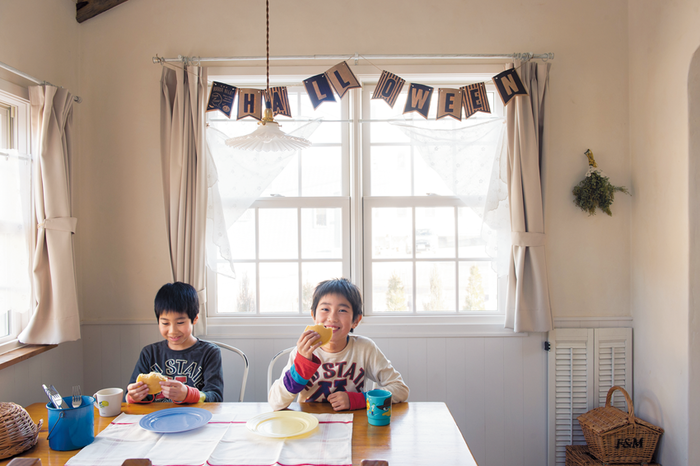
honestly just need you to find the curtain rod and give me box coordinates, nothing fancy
[0,60,82,103]
[152,52,554,65]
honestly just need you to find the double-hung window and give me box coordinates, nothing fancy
[206,64,509,333]
[0,81,32,349]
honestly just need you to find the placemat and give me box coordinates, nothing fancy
[65,412,352,466]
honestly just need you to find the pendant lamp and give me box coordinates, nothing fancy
[225,0,311,152]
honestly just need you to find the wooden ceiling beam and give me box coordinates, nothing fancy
[76,0,130,23]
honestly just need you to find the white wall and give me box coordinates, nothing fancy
[73,0,632,323]
[2,1,670,465]
[628,1,700,465]
[0,0,79,92]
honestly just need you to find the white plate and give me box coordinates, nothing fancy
[246,411,319,438]
[139,407,212,433]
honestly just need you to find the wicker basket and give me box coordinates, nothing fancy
[577,386,663,464]
[0,403,43,460]
[566,445,660,466]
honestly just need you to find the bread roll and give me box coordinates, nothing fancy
[304,324,332,345]
[136,372,167,395]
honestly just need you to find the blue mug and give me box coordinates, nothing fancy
[366,389,392,426]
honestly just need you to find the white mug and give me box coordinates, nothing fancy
[93,388,123,417]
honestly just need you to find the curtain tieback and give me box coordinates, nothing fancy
[511,231,545,247]
[37,217,77,233]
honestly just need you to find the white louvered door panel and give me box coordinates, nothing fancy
[548,329,594,466]
[595,328,633,410]
[547,328,633,466]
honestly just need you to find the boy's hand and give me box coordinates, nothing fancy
[127,381,150,402]
[327,391,350,411]
[297,329,323,360]
[160,379,188,402]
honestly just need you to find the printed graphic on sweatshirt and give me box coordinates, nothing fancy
[305,361,365,402]
[149,360,203,402]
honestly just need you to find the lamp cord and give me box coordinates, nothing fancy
[266,0,270,97]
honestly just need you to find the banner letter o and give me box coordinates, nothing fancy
[382,79,396,97]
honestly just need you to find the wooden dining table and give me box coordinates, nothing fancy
[1,401,478,466]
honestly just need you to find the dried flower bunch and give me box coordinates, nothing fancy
[572,149,630,216]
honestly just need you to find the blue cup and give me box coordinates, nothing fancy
[366,389,392,426]
[46,395,95,451]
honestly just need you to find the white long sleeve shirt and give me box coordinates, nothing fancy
[268,335,409,411]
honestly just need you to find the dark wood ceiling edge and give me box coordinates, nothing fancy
[76,0,130,23]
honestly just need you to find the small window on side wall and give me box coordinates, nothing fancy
[0,83,33,348]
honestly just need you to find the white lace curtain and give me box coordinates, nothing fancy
[391,116,510,314]
[205,121,321,278]
[206,114,510,312]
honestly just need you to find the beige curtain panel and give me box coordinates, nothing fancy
[18,85,80,344]
[504,62,553,333]
[160,65,208,334]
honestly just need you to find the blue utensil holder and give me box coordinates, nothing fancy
[46,395,95,451]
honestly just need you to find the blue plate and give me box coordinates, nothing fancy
[139,408,212,433]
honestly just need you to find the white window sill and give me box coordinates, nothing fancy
[204,314,526,338]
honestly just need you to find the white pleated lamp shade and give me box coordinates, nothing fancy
[225,121,311,152]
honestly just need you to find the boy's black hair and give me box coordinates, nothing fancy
[311,278,363,328]
[154,282,199,323]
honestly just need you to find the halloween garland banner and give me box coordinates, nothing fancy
[206,81,237,118]
[266,86,292,117]
[206,62,528,121]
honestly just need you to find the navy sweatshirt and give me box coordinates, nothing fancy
[128,339,223,402]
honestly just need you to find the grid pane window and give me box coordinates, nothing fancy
[371,207,412,259]
[459,261,497,311]
[416,261,456,312]
[364,81,502,315]
[259,209,298,260]
[207,73,503,317]
[0,94,32,341]
[371,262,413,313]
[301,208,342,259]
[209,85,348,315]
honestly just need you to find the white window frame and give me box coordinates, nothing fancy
[205,76,352,322]
[205,63,520,338]
[360,76,506,318]
[0,78,33,353]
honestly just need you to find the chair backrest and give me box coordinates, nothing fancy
[266,347,295,392]
[205,340,249,402]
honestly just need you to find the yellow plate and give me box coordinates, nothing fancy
[246,411,319,438]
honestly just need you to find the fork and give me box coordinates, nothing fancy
[72,385,82,408]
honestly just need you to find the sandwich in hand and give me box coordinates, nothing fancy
[304,324,332,345]
[136,372,168,395]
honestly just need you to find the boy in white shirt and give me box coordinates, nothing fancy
[268,278,409,411]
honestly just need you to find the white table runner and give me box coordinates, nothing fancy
[65,412,353,466]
